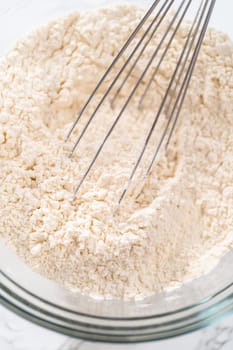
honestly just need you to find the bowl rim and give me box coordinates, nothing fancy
[1,268,233,342]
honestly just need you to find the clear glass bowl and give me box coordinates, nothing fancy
[0,0,232,343]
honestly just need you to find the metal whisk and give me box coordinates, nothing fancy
[65,0,216,203]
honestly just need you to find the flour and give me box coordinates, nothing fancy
[0,5,232,300]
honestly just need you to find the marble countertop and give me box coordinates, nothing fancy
[1,305,233,350]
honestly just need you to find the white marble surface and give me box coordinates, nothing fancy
[1,305,233,350]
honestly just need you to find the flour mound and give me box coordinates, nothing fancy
[0,5,232,299]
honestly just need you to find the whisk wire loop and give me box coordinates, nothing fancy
[65,0,162,143]
[69,0,173,157]
[65,0,216,201]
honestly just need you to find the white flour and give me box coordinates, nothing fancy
[0,5,232,300]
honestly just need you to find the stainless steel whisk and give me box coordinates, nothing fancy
[65,0,216,203]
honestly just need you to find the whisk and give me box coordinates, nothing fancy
[65,0,216,203]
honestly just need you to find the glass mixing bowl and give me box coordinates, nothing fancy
[0,0,232,343]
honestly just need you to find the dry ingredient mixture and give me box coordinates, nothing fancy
[0,5,232,300]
